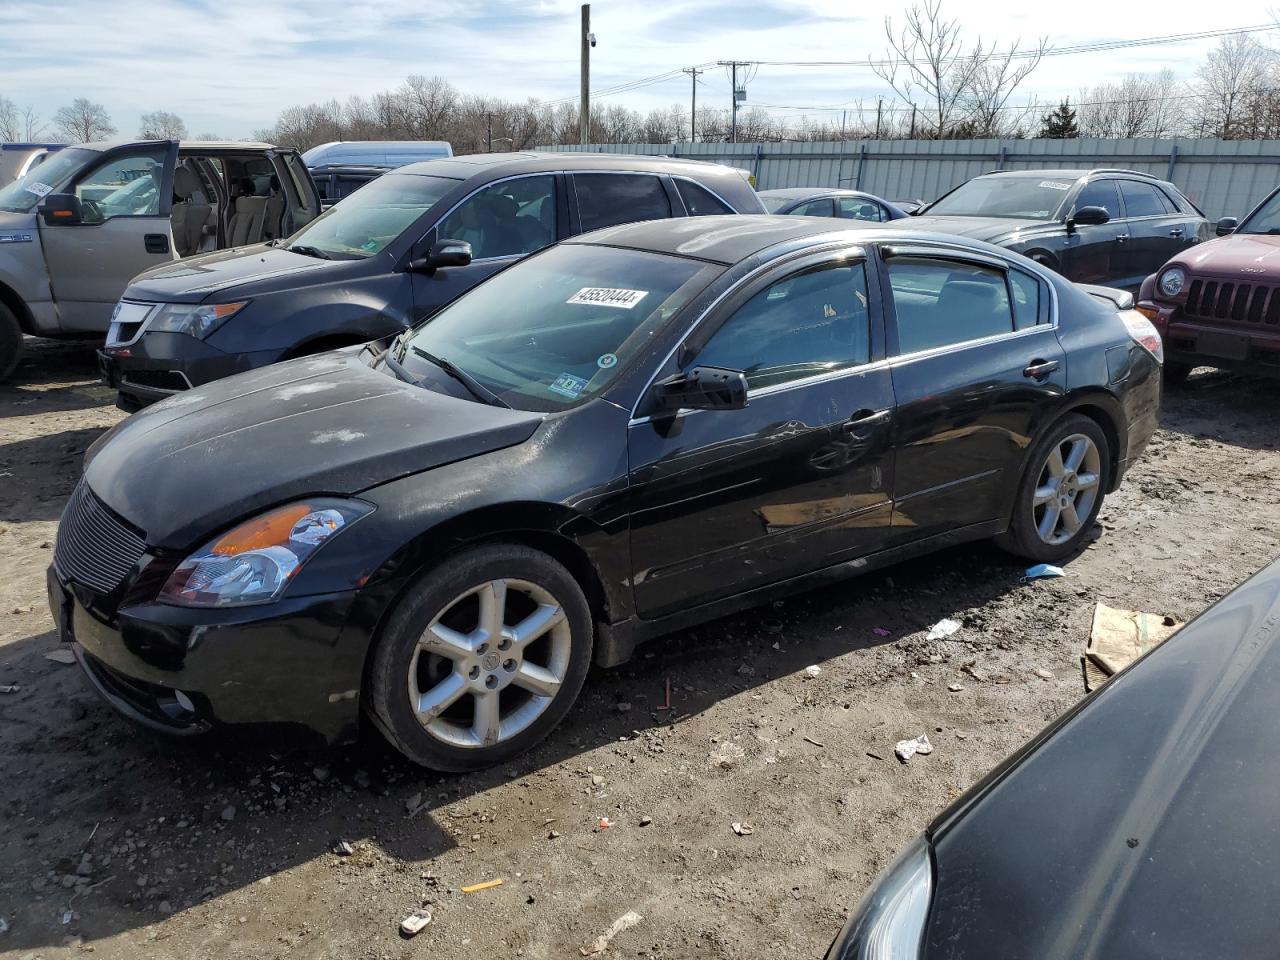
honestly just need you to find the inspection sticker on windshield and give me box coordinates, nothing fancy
[1038,180,1071,191]
[567,287,648,309]
[548,372,590,399]
[23,181,53,198]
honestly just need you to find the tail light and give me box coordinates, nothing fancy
[1121,309,1164,365]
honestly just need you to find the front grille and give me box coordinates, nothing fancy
[1183,278,1280,326]
[122,370,190,392]
[53,482,147,594]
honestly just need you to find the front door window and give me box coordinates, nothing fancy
[75,149,167,223]
[437,175,557,260]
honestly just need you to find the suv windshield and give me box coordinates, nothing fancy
[285,172,459,259]
[399,244,719,412]
[0,148,96,213]
[1238,190,1280,235]
[928,176,1076,219]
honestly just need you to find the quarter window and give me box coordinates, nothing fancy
[693,262,871,389]
[676,179,733,216]
[1118,180,1167,218]
[75,149,167,222]
[437,175,557,260]
[887,258,1014,354]
[575,173,670,231]
[1009,270,1042,330]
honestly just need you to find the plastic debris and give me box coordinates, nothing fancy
[333,840,354,856]
[1025,563,1066,580]
[596,817,612,830]
[44,649,76,665]
[461,878,504,894]
[731,822,754,836]
[399,908,432,937]
[804,664,822,678]
[926,618,960,640]
[872,627,892,637]
[579,910,644,956]
[894,734,934,762]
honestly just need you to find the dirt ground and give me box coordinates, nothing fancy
[1,338,1277,960]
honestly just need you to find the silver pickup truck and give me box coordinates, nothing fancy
[0,138,322,380]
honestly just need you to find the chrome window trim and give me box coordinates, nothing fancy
[422,171,561,265]
[625,234,1061,426]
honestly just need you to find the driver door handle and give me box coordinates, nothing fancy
[840,408,890,433]
[1024,359,1060,380]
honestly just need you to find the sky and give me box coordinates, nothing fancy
[1,0,1275,140]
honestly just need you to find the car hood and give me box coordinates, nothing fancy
[922,558,1280,958]
[1172,231,1280,278]
[84,351,544,550]
[124,244,352,304]
[897,215,1054,243]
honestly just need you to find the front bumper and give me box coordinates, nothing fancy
[99,333,279,408]
[1142,303,1280,376]
[48,563,377,746]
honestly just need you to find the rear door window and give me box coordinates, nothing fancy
[887,258,1015,354]
[790,197,835,217]
[676,179,733,215]
[437,175,558,260]
[839,197,887,221]
[574,173,671,231]
[1118,181,1167,218]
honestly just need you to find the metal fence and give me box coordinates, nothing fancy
[536,138,1280,221]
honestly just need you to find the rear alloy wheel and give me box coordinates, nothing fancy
[367,544,593,771]
[998,414,1110,562]
[0,303,23,382]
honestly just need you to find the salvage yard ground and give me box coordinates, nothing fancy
[2,339,1278,959]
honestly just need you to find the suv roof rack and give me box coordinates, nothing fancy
[1088,168,1157,178]
[980,167,1158,179]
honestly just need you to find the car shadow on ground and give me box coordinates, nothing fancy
[1160,369,1279,452]
[0,539,1041,950]
[0,427,112,524]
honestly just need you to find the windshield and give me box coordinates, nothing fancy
[760,194,792,212]
[399,243,719,412]
[0,148,96,213]
[927,176,1076,220]
[1238,190,1280,234]
[285,173,459,259]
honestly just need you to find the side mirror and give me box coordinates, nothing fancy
[652,365,748,412]
[40,193,83,226]
[408,239,473,273]
[1070,205,1111,228]
[1216,216,1239,237]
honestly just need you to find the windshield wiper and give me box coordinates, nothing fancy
[410,346,510,408]
[286,244,333,260]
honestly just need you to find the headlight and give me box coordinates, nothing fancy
[158,499,372,607]
[148,301,249,339]
[1157,267,1186,298]
[827,836,933,960]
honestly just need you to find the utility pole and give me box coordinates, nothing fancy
[486,112,493,152]
[875,98,883,139]
[682,66,703,142]
[579,4,591,146]
[909,103,917,139]
[718,60,750,143]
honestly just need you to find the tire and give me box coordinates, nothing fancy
[0,303,23,383]
[366,543,594,772]
[997,413,1111,563]
[1163,361,1192,387]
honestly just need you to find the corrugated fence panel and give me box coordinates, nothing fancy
[538,138,1280,219]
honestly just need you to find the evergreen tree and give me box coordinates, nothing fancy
[1039,99,1079,138]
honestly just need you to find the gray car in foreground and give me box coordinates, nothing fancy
[828,555,1280,958]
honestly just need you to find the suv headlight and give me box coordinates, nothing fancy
[158,499,372,607]
[827,836,933,960]
[1158,267,1186,298]
[148,301,249,339]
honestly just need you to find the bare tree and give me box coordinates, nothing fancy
[138,110,188,140]
[54,98,116,142]
[1191,34,1274,138]
[872,0,1045,139]
[0,96,18,141]
[1077,71,1183,138]
[20,105,45,141]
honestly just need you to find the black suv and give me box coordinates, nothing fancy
[901,169,1210,290]
[99,152,764,409]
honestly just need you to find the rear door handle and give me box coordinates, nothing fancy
[1170,227,1184,237]
[1115,234,1128,244]
[840,408,890,433]
[1024,359,1060,380]
[144,233,169,254]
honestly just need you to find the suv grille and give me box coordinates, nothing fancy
[53,482,147,594]
[1183,278,1280,326]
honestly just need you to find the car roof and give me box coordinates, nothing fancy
[564,214,999,265]
[78,139,279,153]
[393,151,748,181]
[757,187,873,199]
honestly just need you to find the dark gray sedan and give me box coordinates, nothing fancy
[759,188,907,222]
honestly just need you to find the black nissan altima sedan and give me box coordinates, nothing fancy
[826,556,1280,960]
[49,215,1163,770]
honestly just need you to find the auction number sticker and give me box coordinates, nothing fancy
[24,181,53,197]
[548,372,590,399]
[1038,180,1071,191]
[567,287,648,309]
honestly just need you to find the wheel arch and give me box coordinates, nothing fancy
[0,279,36,335]
[280,332,376,361]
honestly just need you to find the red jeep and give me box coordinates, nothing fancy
[1139,186,1280,383]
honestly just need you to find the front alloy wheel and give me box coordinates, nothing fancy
[367,543,593,771]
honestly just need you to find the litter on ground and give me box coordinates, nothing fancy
[580,910,644,956]
[1025,563,1066,580]
[894,734,934,762]
[1083,602,1181,691]
[927,618,961,640]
